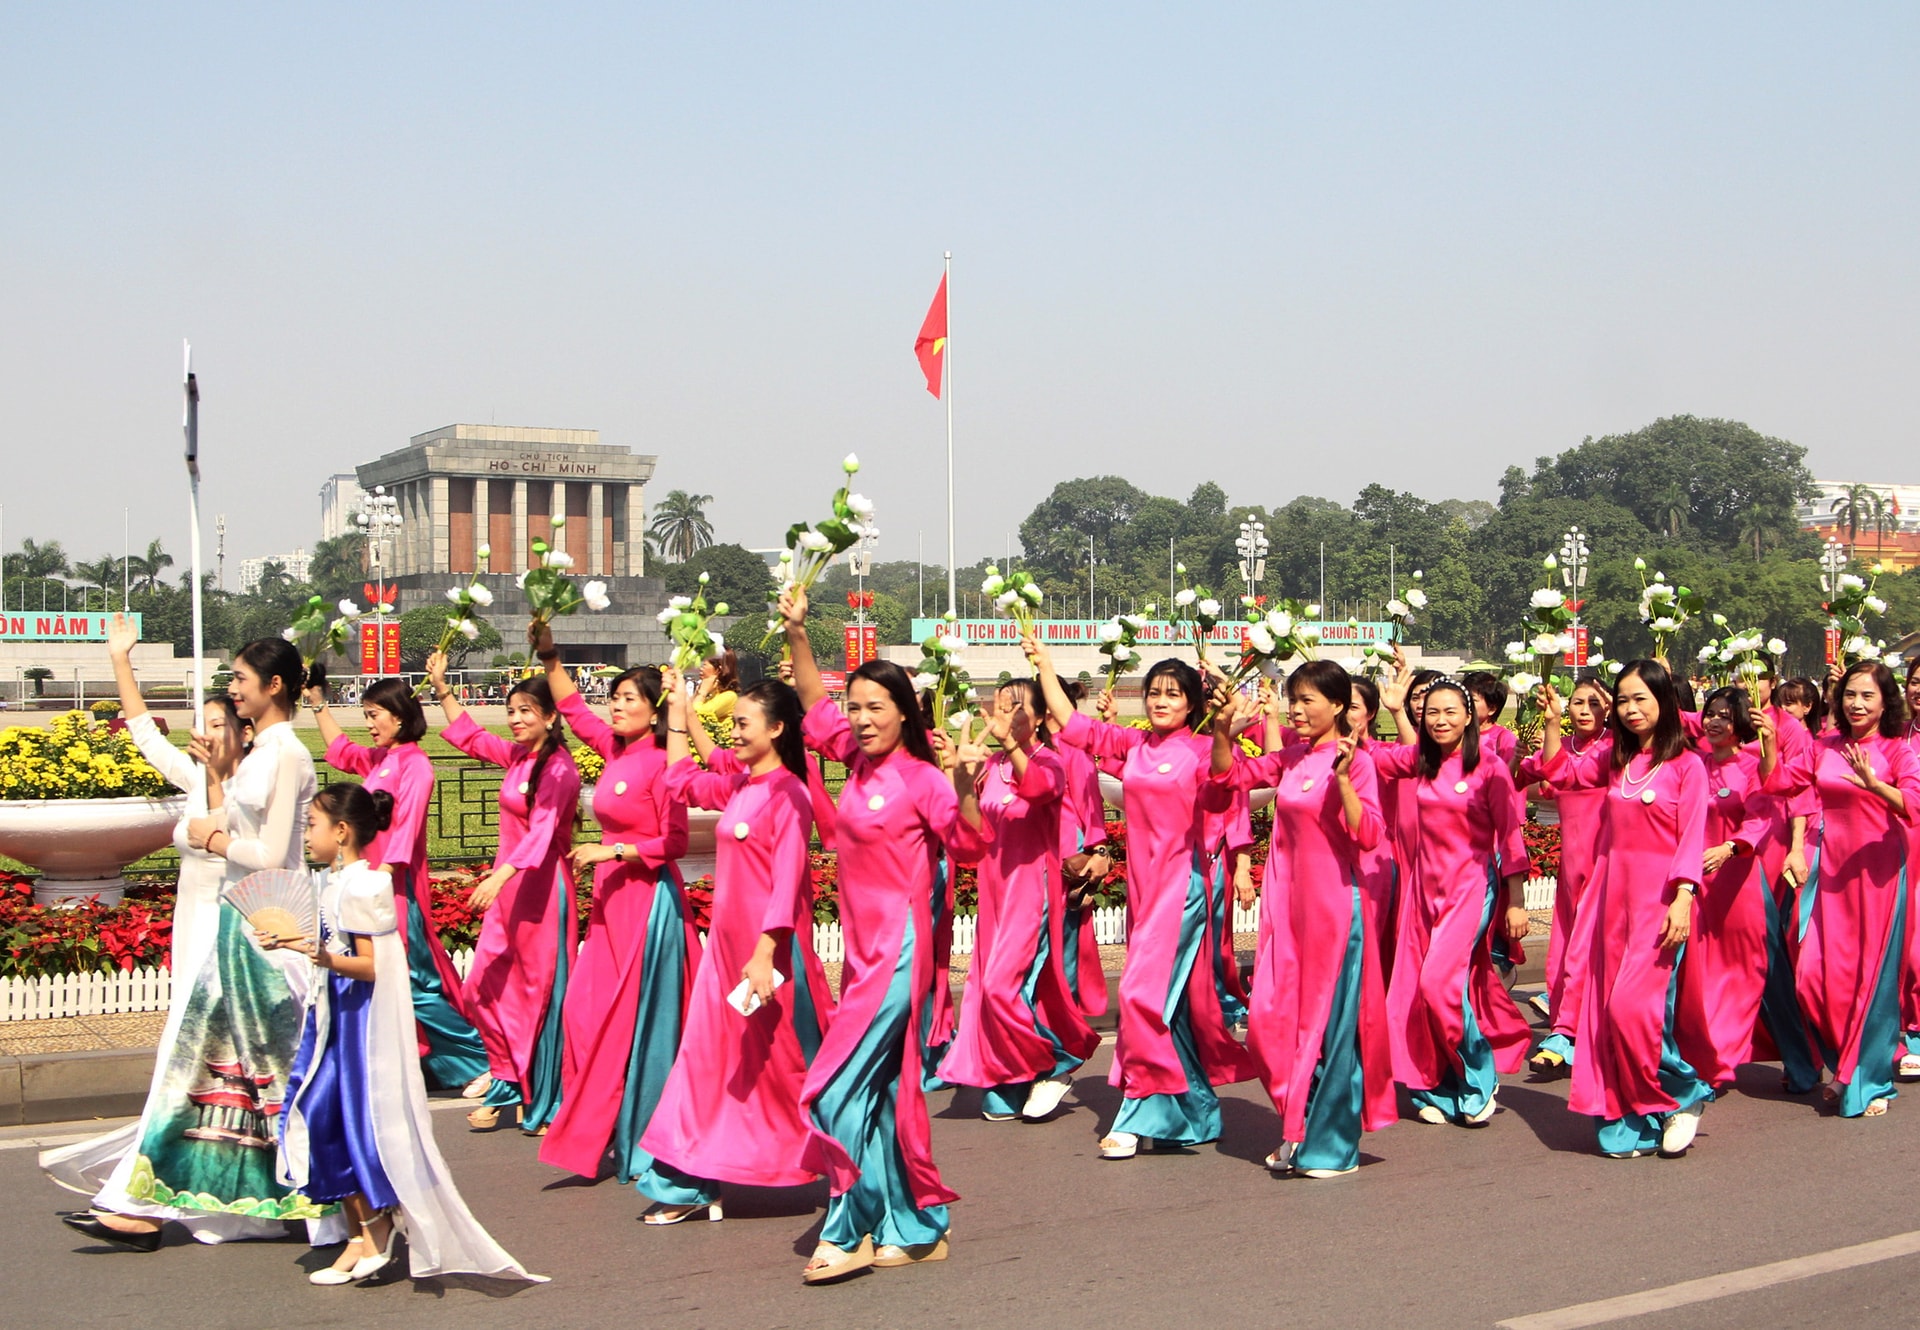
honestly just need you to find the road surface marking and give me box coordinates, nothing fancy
[1497,1230,1920,1328]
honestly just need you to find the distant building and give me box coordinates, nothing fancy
[237,548,312,595]
[319,474,365,542]
[352,424,678,666]
[1798,479,1920,571]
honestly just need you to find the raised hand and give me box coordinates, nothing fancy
[106,613,138,658]
[1333,734,1358,776]
[1096,689,1119,723]
[1843,742,1877,790]
[778,587,809,631]
[1210,683,1240,735]
[426,648,450,689]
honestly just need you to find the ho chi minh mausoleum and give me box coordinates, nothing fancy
[355,424,686,665]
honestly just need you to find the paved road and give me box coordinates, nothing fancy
[9,1037,1920,1330]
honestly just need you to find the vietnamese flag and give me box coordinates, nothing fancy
[915,273,947,397]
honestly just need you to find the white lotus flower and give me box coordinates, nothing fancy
[1405,588,1428,609]
[778,550,793,565]
[1698,645,1717,663]
[1267,610,1294,637]
[1097,622,1123,642]
[947,710,971,730]
[545,550,575,569]
[1122,614,1147,630]
[1302,625,1321,641]
[583,581,610,611]
[1768,638,1788,655]
[669,596,692,610]
[1530,633,1562,655]
[937,633,967,653]
[1305,604,1322,618]
[657,607,675,625]
[476,544,491,561]
[1555,633,1576,655]
[1866,595,1888,614]
[846,493,875,518]
[445,586,465,604]
[911,672,938,692]
[1113,645,1137,663]
[516,570,530,589]
[281,627,299,642]
[995,591,1019,612]
[1174,589,1197,607]
[1543,554,1558,571]
[336,599,359,617]
[697,571,710,585]
[1651,617,1679,632]
[1840,573,1865,590]
[1386,599,1409,618]
[1504,641,1529,663]
[1532,588,1563,610]
[1021,584,1043,605]
[796,529,831,552]
[455,618,480,641]
[982,573,1005,595]
[1198,598,1221,617]
[1246,624,1277,655]
[1607,660,1625,675]
[1510,671,1542,695]
[550,514,566,529]
[843,453,860,474]
[468,583,494,607]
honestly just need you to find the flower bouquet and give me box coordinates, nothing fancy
[415,554,497,691]
[1170,565,1224,664]
[1633,557,1705,660]
[1384,569,1428,642]
[981,564,1043,633]
[660,571,730,671]
[521,518,610,632]
[761,454,875,651]
[1095,606,1153,693]
[912,617,978,740]
[283,595,363,686]
[1827,565,1890,667]
[1696,616,1786,686]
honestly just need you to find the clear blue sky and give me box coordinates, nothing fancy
[3,3,1915,576]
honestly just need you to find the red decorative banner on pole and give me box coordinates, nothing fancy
[843,623,879,669]
[1825,626,1843,666]
[361,620,402,675]
[1562,626,1590,668]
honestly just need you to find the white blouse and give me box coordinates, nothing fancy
[220,720,316,880]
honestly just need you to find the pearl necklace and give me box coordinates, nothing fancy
[1616,754,1663,803]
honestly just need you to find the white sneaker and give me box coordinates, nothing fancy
[1660,1104,1704,1156]
[1022,1077,1072,1120]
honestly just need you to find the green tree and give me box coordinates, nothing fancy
[398,605,500,670]
[648,490,716,562]
[661,543,772,615]
[72,556,120,610]
[308,533,368,604]
[125,538,174,592]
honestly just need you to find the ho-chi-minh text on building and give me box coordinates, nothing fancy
[354,424,675,665]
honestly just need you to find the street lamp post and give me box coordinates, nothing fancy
[354,486,403,676]
[1559,525,1590,675]
[1236,519,1268,603]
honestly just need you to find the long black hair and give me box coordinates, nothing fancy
[1776,676,1825,734]
[848,659,937,765]
[611,665,668,743]
[1141,658,1207,733]
[1701,685,1758,745]
[1287,660,1353,736]
[360,676,428,745]
[312,782,395,852]
[506,674,569,802]
[235,638,307,711]
[1416,678,1482,779]
[1837,661,1906,740]
[1609,659,1689,770]
[1350,677,1381,740]
[737,679,809,782]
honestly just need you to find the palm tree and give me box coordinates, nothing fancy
[648,490,715,562]
[72,556,119,611]
[1654,484,1689,538]
[254,559,293,599]
[1830,483,1885,552]
[1868,489,1896,557]
[13,538,68,581]
[126,538,174,592]
[1735,505,1774,562]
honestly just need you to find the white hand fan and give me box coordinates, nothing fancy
[222,868,318,944]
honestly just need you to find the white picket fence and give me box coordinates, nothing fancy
[1,878,1559,1023]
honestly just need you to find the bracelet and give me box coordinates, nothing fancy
[1674,881,1697,895]
[668,726,689,734]
[436,690,453,702]
[537,649,560,662]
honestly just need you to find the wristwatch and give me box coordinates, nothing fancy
[613,843,630,862]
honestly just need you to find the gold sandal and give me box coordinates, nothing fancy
[874,1236,949,1267]
[802,1236,875,1285]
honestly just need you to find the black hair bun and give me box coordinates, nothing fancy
[307,660,329,691]
[368,788,396,833]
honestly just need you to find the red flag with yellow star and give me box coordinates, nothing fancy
[915,273,947,397]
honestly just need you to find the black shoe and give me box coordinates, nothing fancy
[61,1213,162,1251]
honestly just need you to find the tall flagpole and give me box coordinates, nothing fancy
[184,342,204,730]
[944,251,956,618]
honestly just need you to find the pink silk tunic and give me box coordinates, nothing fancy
[323,737,466,1018]
[1217,741,1395,1138]
[540,695,691,1177]
[799,700,966,1209]
[1518,738,1609,1040]
[639,751,834,1187]
[1055,740,1111,1017]
[1766,732,1920,1090]
[1672,745,1776,1087]
[1900,724,1920,1039]
[441,713,580,1092]
[1058,714,1255,1100]
[1370,746,1532,1089]
[1547,739,1708,1121]
[940,748,1099,1090]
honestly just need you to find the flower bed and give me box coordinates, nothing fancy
[0,711,173,799]
[1524,820,1562,878]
